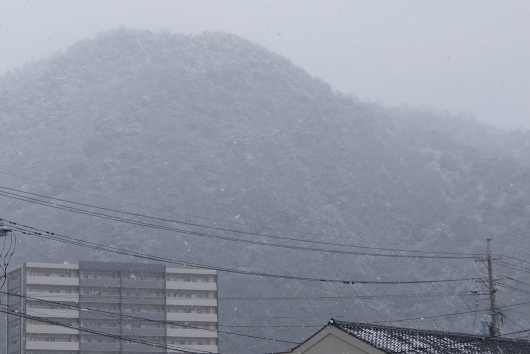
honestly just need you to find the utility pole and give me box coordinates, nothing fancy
[486,238,500,337]
[475,238,500,337]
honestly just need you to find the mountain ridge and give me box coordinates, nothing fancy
[0,28,528,353]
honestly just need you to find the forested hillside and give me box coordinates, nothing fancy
[0,29,528,353]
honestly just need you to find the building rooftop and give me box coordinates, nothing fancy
[329,319,530,354]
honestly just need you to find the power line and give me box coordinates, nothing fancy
[0,226,16,290]
[3,287,528,350]
[493,260,530,274]
[1,303,311,354]
[219,293,477,300]
[0,186,479,258]
[504,276,530,288]
[373,308,488,324]
[0,186,479,259]
[0,170,482,246]
[502,313,530,337]
[373,301,530,325]
[496,260,530,272]
[5,290,528,333]
[0,304,212,354]
[500,328,530,337]
[0,170,357,240]
[1,290,298,345]
[498,283,530,296]
[0,291,477,301]
[501,254,530,266]
[5,220,479,285]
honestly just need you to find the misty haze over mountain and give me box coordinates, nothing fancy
[1,0,529,130]
[0,28,529,353]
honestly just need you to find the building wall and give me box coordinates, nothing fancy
[278,326,386,354]
[6,262,218,354]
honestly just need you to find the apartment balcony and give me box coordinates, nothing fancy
[79,342,120,352]
[120,296,165,305]
[79,294,121,304]
[26,341,80,351]
[122,342,166,352]
[26,308,79,318]
[121,279,164,289]
[26,262,79,270]
[166,298,217,307]
[166,268,217,275]
[122,327,166,337]
[167,328,218,338]
[29,292,79,303]
[79,327,121,336]
[166,281,217,291]
[166,313,217,322]
[167,345,218,353]
[26,324,79,335]
[26,275,79,286]
[121,312,165,321]
[80,278,121,288]
[79,310,121,320]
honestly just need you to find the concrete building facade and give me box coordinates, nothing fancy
[6,262,218,354]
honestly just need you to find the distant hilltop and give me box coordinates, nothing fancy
[0,28,529,354]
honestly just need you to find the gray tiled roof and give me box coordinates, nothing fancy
[330,319,530,354]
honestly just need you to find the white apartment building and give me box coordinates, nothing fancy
[6,262,218,354]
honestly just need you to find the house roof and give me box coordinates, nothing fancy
[329,319,530,354]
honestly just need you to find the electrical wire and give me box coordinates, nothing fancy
[4,219,480,285]
[0,292,478,301]
[0,170,484,246]
[504,276,530,288]
[0,190,475,260]
[0,186,480,258]
[498,283,530,296]
[502,313,530,337]
[0,170,360,241]
[1,290,298,344]
[218,292,477,300]
[0,304,215,354]
[4,285,529,351]
[0,229,16,290]
[493,260,530,274]
[501,254,530,266]
[0,290,479,302]
[500,328,530,336]
[0,186,480,259]
[373,308,488,324]
[6,291,529,342]
[496,260,530,272]
[373,301,530,324]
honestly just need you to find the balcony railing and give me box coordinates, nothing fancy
[167,328,218,338]
[26,276,79,286]
[166,298,217,307]
[166,313,217,322]
[26,324,79,335]
[26,341,80,351]
[79,342,120,352]
[166,282,217,291]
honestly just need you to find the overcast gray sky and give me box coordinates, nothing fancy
[1,0,528,129]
